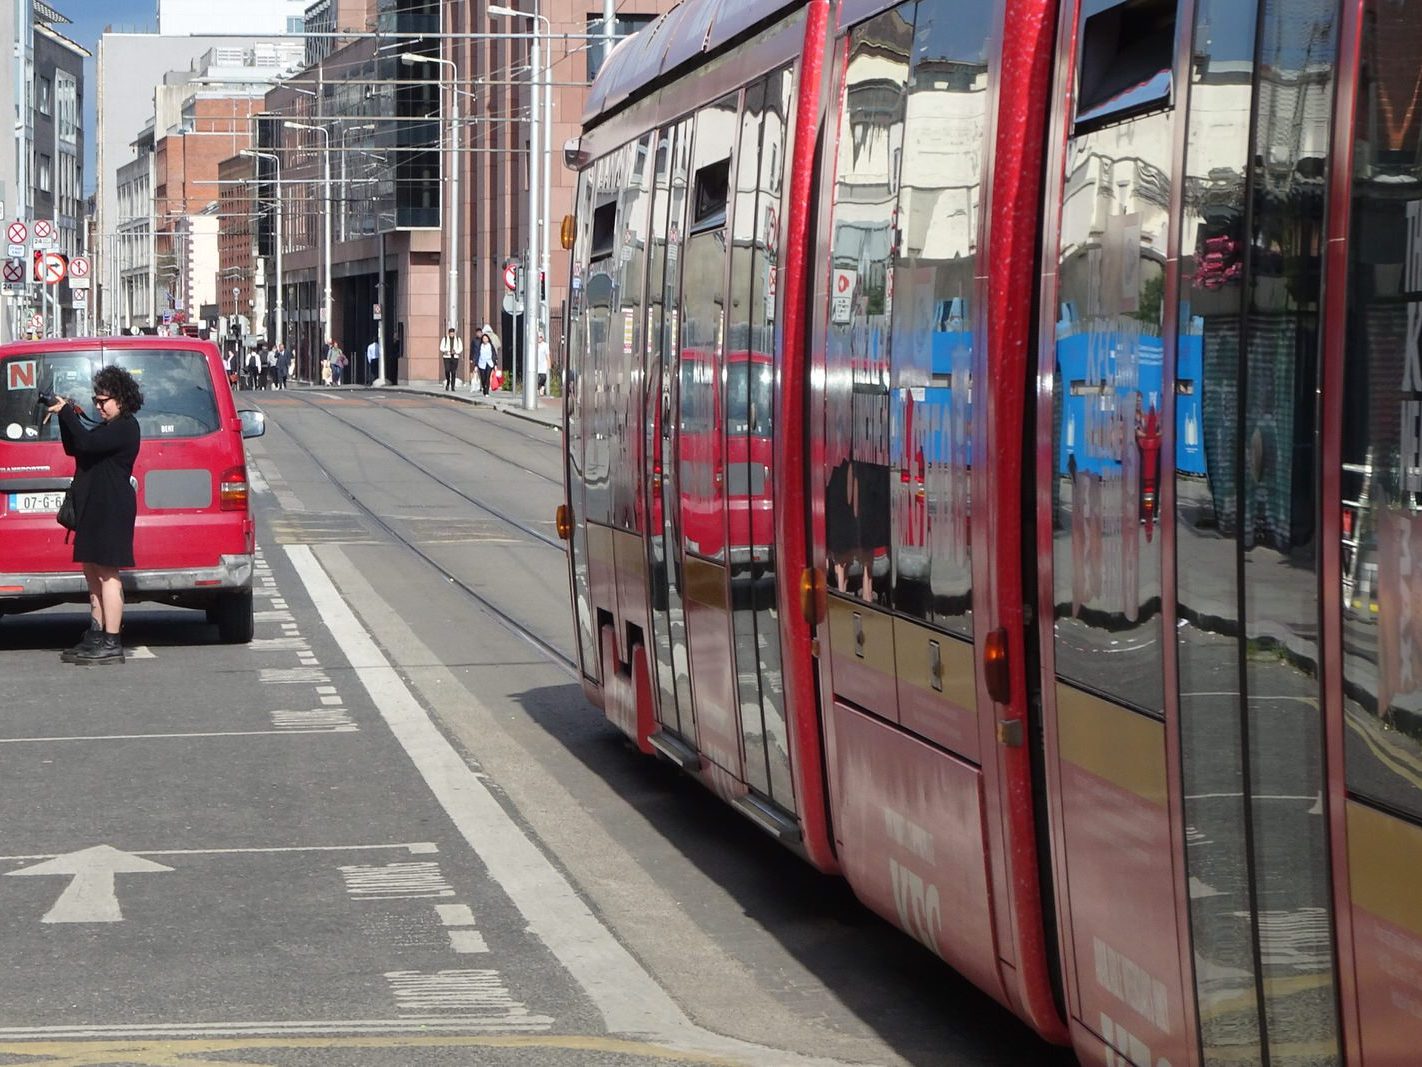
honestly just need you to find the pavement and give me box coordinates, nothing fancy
[238,379,563,431]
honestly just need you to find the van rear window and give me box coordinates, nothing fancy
[0,349,220,443]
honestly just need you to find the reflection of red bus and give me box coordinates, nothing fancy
[561,1,1422,1064]
[675,349,774,567]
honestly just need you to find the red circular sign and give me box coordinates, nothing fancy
[69,256,89,278]
[42,252,66,284]
[2,260,22,283]
[836,272,850,293]
[7,221,26,244]
[503,263,518,291]
[33,219,53,240]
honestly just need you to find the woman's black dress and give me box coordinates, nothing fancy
[58,408,140,567]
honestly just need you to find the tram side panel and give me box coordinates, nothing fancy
[1336,1,1422,1060]
[808,0,1066,1038]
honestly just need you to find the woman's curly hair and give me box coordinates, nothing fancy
[93,365,144,414]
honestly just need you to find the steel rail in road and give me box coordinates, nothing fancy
[349,392,562,489]
[268,392,577,677]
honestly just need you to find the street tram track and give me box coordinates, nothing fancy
[265,392,577,677]
[343,391,562,489]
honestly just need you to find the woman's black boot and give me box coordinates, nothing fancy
[60,621,103,664]
[74,632,124,666]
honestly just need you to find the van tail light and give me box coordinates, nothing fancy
[219,466,249,511]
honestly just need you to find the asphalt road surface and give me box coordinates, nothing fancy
[0,388,1073,1067]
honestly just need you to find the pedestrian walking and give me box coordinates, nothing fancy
[475,326,497,396]
[328,340,347,386]
[440,327,463,391]
[366,337,380,384]
[245,347,261,391]
[266,345,279,389]
[536,330,550,396]
[276,343,291,389]
[45,366,145,666]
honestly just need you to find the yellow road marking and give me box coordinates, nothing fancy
[1347,710,1422,793]
[0,1034,748,1066]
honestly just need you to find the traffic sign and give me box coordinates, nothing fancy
[503,292,524,316]
[372,302,382,321]
[72,287,87,305]
[28,313,42,332]
[40,251,67,285]
[7,220,27,245]
[32,219,55,248]
[69,255,90,279]
[503,262,518,291]
[2,258,23,285]
[7,243,23,259]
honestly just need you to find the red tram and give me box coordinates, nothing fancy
[558,0,1422,1063]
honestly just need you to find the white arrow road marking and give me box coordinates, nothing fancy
[5,845,173,923]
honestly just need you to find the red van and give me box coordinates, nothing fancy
[0,337,265,642]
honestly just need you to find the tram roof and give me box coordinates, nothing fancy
[582,0,801,127]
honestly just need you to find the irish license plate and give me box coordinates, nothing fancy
[7,491,64,514]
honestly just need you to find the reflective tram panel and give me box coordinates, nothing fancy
[1038,0,1182,1059]
[1040,0,1347,1064]
[1338,1,1422,1060]
[815,0,1016,1017]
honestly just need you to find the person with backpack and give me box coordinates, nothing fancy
[327,339,347,386]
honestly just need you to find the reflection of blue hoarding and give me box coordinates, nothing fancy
[1175,333,1205,475]
[890,331,975,468]
[1056,330,1163,476]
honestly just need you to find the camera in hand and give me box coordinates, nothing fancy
[36,389,57,408]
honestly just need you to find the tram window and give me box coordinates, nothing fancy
[590,199,617,260]
[824,2,912,607]
[692,157,730,232]
[1075,0,1177,133]
[1341,0,1422,826]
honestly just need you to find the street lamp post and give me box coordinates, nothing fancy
[401,52,460,340]
[284,120,333,360]
[240,147,283,353]
[489,4,549,413]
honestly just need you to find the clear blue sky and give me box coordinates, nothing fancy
[64,1,157,195]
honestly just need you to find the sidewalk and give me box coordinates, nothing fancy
[286,379,563,431]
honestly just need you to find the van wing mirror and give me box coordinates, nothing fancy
[238,409,267,439]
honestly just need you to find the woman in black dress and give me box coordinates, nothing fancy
[46,365,144,665]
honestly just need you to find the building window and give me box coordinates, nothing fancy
[38,154,51,194]
[287,16,304,33]
[585,14,655,81]
[37,75,51,116]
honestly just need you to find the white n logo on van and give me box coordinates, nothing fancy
[6,360,36,391]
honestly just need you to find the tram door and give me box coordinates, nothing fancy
[1038,2,1345,1065]
[671,94,747,780]
[645,120,698,746]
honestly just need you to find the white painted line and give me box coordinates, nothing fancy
[250,637,312,652]
[320,695,343,706]
[0,842,436,862]
[269,709,356,731]
[0,1017,552,1039]
[0,728,358,744]
[272,599,288,609]
[260,667,330,684]
[255,610,294,623]
[287,544,705,1039]
[317,686,339,694]
[436,904,476,927]
[127,646,156,659]
[447,929,490,953]
[340,861,454,899]
[385,969,547,1025]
